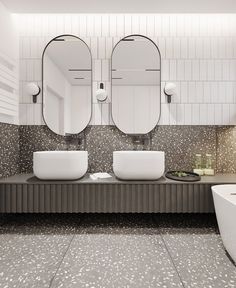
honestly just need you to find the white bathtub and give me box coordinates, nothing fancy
[212,185,236,263]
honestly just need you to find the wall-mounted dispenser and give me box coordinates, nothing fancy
[96,83,108,102]
[164,82,176,103]
[26,83,41,103]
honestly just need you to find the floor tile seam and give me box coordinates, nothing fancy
[48,234,75,288]
[151,215,186,287]
[160,233,186,288]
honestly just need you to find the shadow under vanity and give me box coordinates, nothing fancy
[1,33,236,213]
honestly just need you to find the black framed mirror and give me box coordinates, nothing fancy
[111,35,161,135]
[42,35,92,136]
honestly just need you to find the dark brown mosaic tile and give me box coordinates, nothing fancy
[0,123,20,178]
[216,126,236,173]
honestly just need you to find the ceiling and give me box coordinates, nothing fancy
[1,0,236,13]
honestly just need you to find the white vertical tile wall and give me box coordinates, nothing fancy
[15,14,236,125]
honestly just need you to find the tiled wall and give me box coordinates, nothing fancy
[0,123,20,177]
[16,14,236,126]
[18,125,236,174]
[19,125,216,173]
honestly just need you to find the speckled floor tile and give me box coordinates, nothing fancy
[0,215,82,288]
[0,214,235,288]
[161,232,236,288]
[50,233,183,288]
[0,234,73,288]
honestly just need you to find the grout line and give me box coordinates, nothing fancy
[151,215,186,288]
[160,233,186,288]
[48,234,75,288]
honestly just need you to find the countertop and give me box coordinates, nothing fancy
[0,173,235,185]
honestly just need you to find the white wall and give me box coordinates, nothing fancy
[0,2,19,124]
[16,14,236,126]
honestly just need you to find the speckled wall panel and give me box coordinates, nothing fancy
[0,123,20,178]
[19,125,217,174]
[216,126,236,173]
[0,183,215,213]
[19,125,85,173]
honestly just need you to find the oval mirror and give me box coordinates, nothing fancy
[111,35,161,135]
[42,35,92,136]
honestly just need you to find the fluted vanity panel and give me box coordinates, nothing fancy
[0,179,218,213]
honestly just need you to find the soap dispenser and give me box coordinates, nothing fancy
[193,154,204,176]
[204,154,215,176]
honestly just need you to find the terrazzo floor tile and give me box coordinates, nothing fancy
[0,234,73,288]
[0,214,235,288]
[161,231,236,288]
[50,233,184,288]
[0,214,80,288]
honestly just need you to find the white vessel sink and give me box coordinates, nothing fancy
[212,185,236,263]
[33,151,88,180]
[113,151,165,180]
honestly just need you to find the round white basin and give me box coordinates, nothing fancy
[33,151,88,180]
[113,151,165,180]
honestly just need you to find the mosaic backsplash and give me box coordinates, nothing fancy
[216,126,236,173]
[18,125,235,174]
[0,123,20,177]
[0,123,234,177]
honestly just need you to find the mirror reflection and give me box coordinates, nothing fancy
[111,35,161,134]
[43,35,92,136]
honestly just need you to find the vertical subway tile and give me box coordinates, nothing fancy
[188,38,196,59]
[177,60,185,81]
[184,60,192,81]
[169,104,177,125]
[180,82,188,103]
[146,15,155,36]
[207,60,215,81]
[222,60,230,81]
[165,37,173,59]
[180,38,188,59]
[199,104,208,125]
[139,15,147,35]
[98,37,106,59]
[184,104,192,124]
[162,60,169,81]
[222,104,230,125]
[94,59,102,81]
[229,104,236,124]
[94,15,102,37]
[173,38,181,59]
[192,60,200,81]
[199,60,208,81]
[94,103,102,125]
[101,15,109,37]
[169,60,177,80]
[17,14,236,127]
[116,15,125,36]
[207,104,215,125]
[105,37,113,59]
[131,15,140,34]
[124,15,132,35]
[101,103,110,125]
[214,60,222,80]
[102,60,110,81]
[192,104,200,125]
[214,104,222,125]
